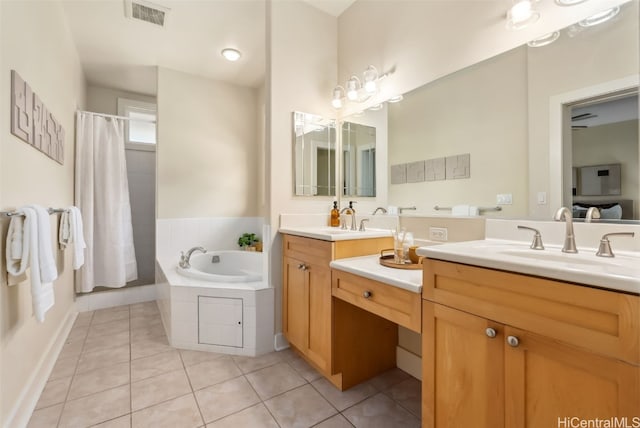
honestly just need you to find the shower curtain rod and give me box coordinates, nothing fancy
[77,110,156,124]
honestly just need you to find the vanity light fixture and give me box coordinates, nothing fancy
[527,31,560,47]
[221,48,241,62]
[369,104,384,111]
[506,0,540,30]
[578,6,619,27]
[332,86,345,109]
[331,65,390,109]
[346,76,361,101]
[387,95,404,103]
[363,66,379,93]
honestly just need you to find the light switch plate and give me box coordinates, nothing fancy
[537,192,547,204]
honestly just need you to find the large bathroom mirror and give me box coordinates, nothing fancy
[384,0,639,221]
[293,111,337,196]
[342,120,377,197]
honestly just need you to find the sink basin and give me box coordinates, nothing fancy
[417,239,640,293]
[279,226,393,241]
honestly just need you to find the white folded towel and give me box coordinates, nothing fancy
[68,206,86,269]
[6,214,29,285]
[7,207,56,322]
[27,205,58,283]
[451,204,470,216]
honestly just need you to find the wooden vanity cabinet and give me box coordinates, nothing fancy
[282,233,393,389]
[422,259,640,428]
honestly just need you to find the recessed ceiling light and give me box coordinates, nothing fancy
[369,104,383,111]
[388,95,403,103]
[579,6,620,27]
[221,48,241,62]
[527,31,560,47]
[554,0,588,6]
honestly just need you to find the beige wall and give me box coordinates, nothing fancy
[156,67,260,219]
[527,0,639,218]
[0,1,85,425]
[86,85,156,116]
[267,0,337,333]
[388,47,529,217]
[572,119,639,218]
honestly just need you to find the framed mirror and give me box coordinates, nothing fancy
[292,111,336,196]
[385,1,639,221]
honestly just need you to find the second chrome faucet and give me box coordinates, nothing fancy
[554,206,578,253]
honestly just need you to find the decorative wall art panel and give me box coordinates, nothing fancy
[10,70,64,164]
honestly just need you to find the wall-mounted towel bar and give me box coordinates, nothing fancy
[1,208,67,217]
[434,205,502,212]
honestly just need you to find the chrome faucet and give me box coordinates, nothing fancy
[585,207,600,222]
[372,207,387,215]
[553,207,577,253]
[359,218,370,231]
[596,232,634,258]
[399,206,416,214]
[179,246,207,268]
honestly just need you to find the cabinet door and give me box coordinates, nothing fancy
[504,326,640,428]
[423,302,504,428]
[283,256,308,351]
[306,263,332,372]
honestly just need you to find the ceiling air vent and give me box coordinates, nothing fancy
[124,0,170,27]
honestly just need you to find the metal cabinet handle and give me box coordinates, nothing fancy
[363,290,373,299]
[485,328,497,338]
[297,263,308,271]
[506,335,520,347]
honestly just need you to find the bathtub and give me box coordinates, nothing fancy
[177,250,262,283]
[156,250,274,357]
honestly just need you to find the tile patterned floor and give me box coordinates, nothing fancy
[28,302,421,428]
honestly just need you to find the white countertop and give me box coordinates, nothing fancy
[417,239,640,294]
[330,255,422,293]
[279,226,393,241]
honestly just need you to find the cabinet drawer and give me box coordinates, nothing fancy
[423,259,640,364]
[333,269,421,333]
[283,234,333,265]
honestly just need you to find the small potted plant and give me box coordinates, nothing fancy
[238,233,260,251]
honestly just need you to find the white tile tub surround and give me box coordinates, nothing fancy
[156,248,274,357]
[156,217,273,357]
[156,217,266,261]
[486,218,640,252]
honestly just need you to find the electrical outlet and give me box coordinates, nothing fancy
[497,193,513,205]
[429,227,448,241]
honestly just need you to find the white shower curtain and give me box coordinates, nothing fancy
[75,112,138,293]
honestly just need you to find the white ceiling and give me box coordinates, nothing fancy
[62,0,266,95]
[572,94,639,128]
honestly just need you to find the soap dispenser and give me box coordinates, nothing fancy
[330,201,340,227]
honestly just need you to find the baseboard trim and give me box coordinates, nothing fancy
[5,308,77,428]
[75,283,157,312]
[274,332,289,351]
[397,346,422,380]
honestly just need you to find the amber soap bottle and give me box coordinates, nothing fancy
[330,201,340,227]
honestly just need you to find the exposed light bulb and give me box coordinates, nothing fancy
[221,48,241,61]
[363,66,379,93]
[506,0,539,30]
[346,76,360,101]
[331,86,344,109]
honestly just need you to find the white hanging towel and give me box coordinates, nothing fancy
[6,214,28,285]
[5,206,56,322]
[451,204,471,216]
[69,207,86,269]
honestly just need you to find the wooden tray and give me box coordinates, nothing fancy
[379,249,423,270]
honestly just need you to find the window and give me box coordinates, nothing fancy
[117,98,157,150]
